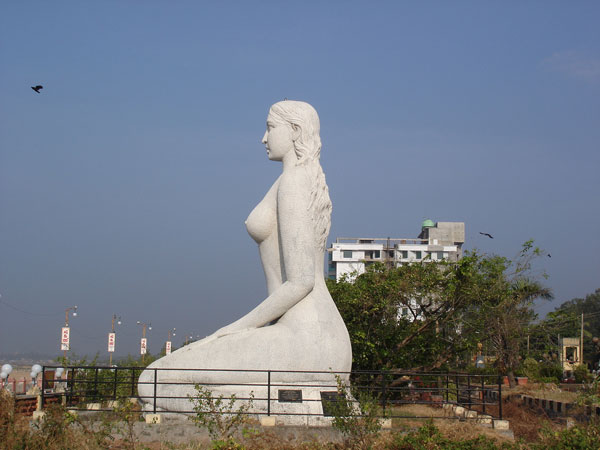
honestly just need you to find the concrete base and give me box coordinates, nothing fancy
[493,419,510,430]
[465,410,477,419]
[477,414,493,425]
[87,403,101,410]
[453,406,465,417]
[381,418,392,429]
[145,414,162,424]
[260,416,276,426]
[142,381,341,426]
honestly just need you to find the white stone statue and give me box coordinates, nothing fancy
[138,101,352,418]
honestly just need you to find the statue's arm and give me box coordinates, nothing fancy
[212,169,315,336]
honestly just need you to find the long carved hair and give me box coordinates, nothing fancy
[268,100,332,252]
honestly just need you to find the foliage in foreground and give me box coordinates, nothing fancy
[187,384,255,447]
[325,375,385,450]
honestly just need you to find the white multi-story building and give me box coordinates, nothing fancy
[327,220,465,281]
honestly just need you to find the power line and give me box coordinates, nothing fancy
[0,297,61,317]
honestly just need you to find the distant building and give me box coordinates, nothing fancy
[327,220,465,282]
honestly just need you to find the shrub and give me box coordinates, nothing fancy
[534,421,600,450]
[573,364,592,384]
[538,362,563,383]
[327,375,385,450]
[187,384,254,446]
[520,357,540,380]
[390,421,516,450]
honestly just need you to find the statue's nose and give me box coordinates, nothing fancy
[262,131,268,144]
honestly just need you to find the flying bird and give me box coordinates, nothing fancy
[479,232,494,239]
[547,254,551,258]
[31,85,43,93]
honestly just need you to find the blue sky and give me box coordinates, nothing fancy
[1,1,599,358]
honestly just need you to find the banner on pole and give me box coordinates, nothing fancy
[61,327,70,351]
[108,332,116,353]
[140,338,147,355]
[165,340,172,355]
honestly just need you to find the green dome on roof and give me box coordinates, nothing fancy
[422,219,435,229]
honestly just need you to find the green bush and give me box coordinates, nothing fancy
[187,384,254,445]
[520,357,540,380]
[533,421,600,450]
[390,421,517,449]
[327,375,385,450]
[573,364,592,384]
[538,362,563,383]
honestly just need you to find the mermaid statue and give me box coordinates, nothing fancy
[138,101,352,418]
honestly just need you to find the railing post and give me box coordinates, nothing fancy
[445,373,449,403]
[267,370,271,417]
[481,376,486,415]
[153,368,158,414]
[467,373,471,410]
[131,368,136,397]
[40,366,46,411]
[455,374,459,405]
[94,368,99,403]
[381,372,387,415]
[498,376,502,420]
[113,367,118,400]
[69,368,75,406]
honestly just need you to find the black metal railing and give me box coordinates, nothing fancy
[40,366,503,420]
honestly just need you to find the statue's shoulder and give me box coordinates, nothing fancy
[278,167,311,204]
[279,166,311,189]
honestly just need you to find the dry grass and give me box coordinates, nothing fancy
[387,404,515,445]
[504,382,579,403]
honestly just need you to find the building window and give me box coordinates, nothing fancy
[343,250,352,258]
[401,307,409,317]
[328,252,332,261]
[437,252,444,260]
[400,251,408,259]
[365,250,379,259]
[415,251,422,259]
[388,251,394,258]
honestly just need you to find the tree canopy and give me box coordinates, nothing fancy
[327,241,552,386]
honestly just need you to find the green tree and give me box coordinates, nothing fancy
[532,288,600,368]
[327,241,551,387]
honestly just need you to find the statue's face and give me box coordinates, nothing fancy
[262,114,295,161]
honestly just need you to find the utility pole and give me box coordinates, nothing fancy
[61,306,78,362]
[166,328,176,355]
[108,314,121,366]
[581,313,584,365]
[137,321,151,363]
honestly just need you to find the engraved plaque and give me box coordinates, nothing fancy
[320,391,343,417]
[278,389,303,403]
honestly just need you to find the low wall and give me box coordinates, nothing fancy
[519,394,600,419]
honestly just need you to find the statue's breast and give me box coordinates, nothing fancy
[245,188,277,244]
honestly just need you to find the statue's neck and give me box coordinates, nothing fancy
[281,151,298,172]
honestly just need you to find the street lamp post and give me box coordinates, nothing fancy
[136,321,152,363]
[61,306,78,362]
[108,314,122,366]
[166,328,176,355]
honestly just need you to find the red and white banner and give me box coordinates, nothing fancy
[140,338,147,355]
[165,340,172,355]
[108,332,116,353]
[61,327,70,351]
